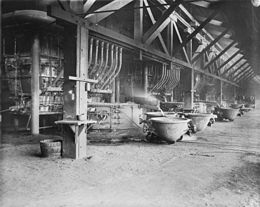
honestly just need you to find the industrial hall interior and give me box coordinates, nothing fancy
[0,0,260,206]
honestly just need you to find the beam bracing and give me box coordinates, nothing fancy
[173,21,190,63]
[192,28,229,63]
[229,62,249,78]
[85,0,134,23]
[215,50,240,72]
[143,0,182,45]
[233,65,251,81]
[175,9,219,53]
[221,56,244,77]
[48,5,239,87]
[143,0,169,55]
[203,41,237,70]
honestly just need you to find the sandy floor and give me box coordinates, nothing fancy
[0,109,260,207]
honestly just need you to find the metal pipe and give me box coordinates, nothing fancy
[151,65,165,91]
[101,46,119,89]
[88,38,94,68]
[97,42,109,82]
[31,34,40,135]
[111,47,123,82]
[99,44,115,87]
[89,39,99,76]
[94,41,104,78]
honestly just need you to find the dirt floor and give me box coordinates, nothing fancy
[0,109,260,207]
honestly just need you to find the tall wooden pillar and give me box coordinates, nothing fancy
[31,34,40,135]
[0,0,2,142]
[57,23,90,159]
[220,80,223,105]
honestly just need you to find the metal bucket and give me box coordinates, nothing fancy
[145,112,177,120]
[150,117,190,143]
[185,113,212,132]
[219,108,239,121]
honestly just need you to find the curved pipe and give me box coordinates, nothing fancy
[94,41,105,77]
[151,65,166,92]
[88,38,94,68]
[106,47,123,88]
[99,44,115,86]
[89,39,99,77]
[101,46,119,89]
[97,42,110,82]
[157,65,169,90]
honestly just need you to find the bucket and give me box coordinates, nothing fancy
[40,139,62,158]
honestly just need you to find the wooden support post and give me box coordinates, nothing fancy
[31,34,40,135]
[134,0,143,42]
[144,64,149,96]
[220,80,223,105]
[0,0,2,142]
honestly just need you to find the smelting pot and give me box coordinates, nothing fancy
[219,108,239,121]
[150,117,190,143]
[185,113,213,132]
[145,112,177,120]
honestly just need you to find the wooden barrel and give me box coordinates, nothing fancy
[40,139,62,158]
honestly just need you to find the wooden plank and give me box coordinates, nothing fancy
[203,41,237,70]
[143,0,182,45]
[85,0,134,23]
[192,28,229,63]
[69,76,98,83]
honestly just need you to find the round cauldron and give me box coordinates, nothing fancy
[185,113,212,132]
[150,117,190,143]
[219,108,239,121]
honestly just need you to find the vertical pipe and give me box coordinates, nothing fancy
[116,77,120,103]
[31,34,40,135]
[111,80,116,103]
[144,64,149,96]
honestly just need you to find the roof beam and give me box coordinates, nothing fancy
[192,27,229,63]
[175,9,219,51]
[233,66,251,81]
[236,70,253,83]
[230,62,249,78]
[203,41,237,70]
[143,0,182,45]
[85,0,134,23]
[215,50,240,72]
[83,0,96,14]
[239,72,254,83]
[234,67,252,81]
[143,0,169,55]
[221,56,244,77]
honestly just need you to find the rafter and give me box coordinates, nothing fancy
[239,72,254,83]
[234,67,252,81]
[192,28,229,63]
[83,0,96,14]
[233,66,251,81]
[85,0,134,23]
[143,0,182,45]
[143,0,169,55]
[173,21,190,63]
[215,50,240,72]
[221,56,244,77]
[230,62,249,78]
[203,41,237,70]
[175,9,219,52]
